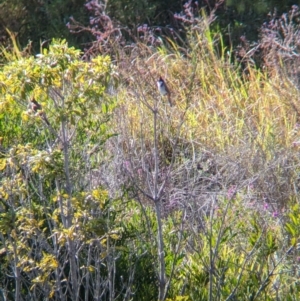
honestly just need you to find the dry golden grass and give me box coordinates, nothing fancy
[114,36,298,152]
[109,21,300,209]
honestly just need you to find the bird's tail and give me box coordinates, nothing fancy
[39,111,50,125]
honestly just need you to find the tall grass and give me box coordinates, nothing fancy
[95,14,300,299]
[112,16,299,193]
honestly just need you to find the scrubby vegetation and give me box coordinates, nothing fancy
[1,1,300,301]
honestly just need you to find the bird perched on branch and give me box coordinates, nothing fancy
[30,98,42,112]
[157,77,173,106]
[30,98,50,125]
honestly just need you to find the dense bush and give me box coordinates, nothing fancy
[2,3,300,301]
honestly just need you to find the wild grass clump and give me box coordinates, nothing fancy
[109,10,300,212]
[102,9,300,299]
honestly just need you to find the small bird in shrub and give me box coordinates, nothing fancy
[30,98,42,112]
[30,98,50,125]
[157,76,173,106]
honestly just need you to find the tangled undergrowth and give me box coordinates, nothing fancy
[1,6,300,301]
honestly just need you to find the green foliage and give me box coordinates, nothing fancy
[0,40,168,301]
[0,39,119,300]
[0,0,88,52]
[0,39,114,148]
[285,204,300,246]
[210,0,299,50]
[104,0,183,27]
[226,0,269,14]
[166,199,298,301]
